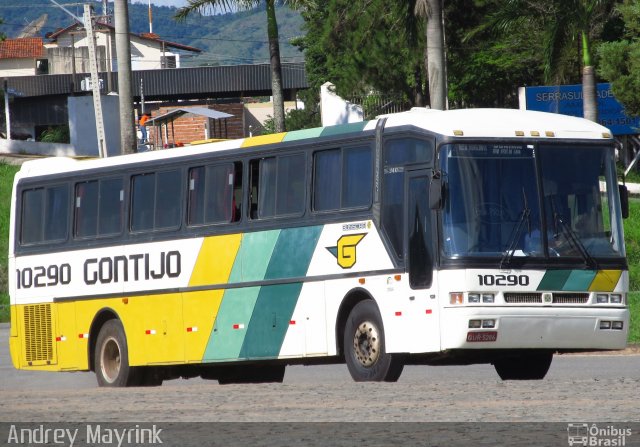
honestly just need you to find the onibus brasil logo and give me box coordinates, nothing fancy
[326,234,367,269]
[567,423,632,446]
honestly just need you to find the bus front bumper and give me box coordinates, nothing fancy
[440,306,629,351]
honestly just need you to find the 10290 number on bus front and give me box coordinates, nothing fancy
[477,274,529,287]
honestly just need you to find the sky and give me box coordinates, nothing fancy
[130,0,231,9]
[131,0,188,6]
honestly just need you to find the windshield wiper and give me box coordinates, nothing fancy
[554,214,598,269]
[500,189,531,269]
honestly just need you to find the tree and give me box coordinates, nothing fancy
[176,0,306,133]
[296,1,427,108]
[447,0,545,108]
[474,0,617,122]
[598,0,640,116]
[415,0,446,109]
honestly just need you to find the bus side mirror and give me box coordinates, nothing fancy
[619,184,629,219]
[429,171,444,210]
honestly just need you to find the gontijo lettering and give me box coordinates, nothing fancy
[84,251,181,284]
[15,251,182,289]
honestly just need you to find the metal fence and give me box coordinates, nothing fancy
[348,94,412,120]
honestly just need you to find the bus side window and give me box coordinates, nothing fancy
[75,178,123,238]
[21,188,45,244]
[314,149,340,211]
[249,154,305,220]
[131,170,181,232]
[313,146,372,212]
[188,162,241,226]
[98,178,124,236]
[21,185,69,245]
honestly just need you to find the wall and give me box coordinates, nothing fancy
[47,46,107,74]
[149,103,245,148]
[243,101,302,136]
[68,95,121,156]
[0,139,75,156]
[320,82,363,126]
[0,59,35,78]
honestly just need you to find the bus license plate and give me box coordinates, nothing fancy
[467,331,498,342]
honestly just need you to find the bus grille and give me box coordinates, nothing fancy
[23,304,53,363]
[552,293,589,304]
[504,293,542,304]
[503,292,590,304]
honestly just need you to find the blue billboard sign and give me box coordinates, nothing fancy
[524,83,640,135]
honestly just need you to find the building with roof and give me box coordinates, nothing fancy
[0,37,48,77]
[45,21,201,74]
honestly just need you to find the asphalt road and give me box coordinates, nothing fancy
[1,324,639,423]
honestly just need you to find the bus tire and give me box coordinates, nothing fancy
[94,319,139,387]
[494,351,553,380]
[344,300,404,382]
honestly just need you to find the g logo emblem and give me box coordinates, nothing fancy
[327,234,367,269]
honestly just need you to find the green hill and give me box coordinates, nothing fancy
[0,0,303,66]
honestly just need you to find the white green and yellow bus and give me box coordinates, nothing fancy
[8,108,629,386]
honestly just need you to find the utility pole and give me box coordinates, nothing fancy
[83,4,107,158]
[114,0,136,154]
[3,79,11,140]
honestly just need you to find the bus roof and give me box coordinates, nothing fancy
[384,108,613,140]
[16,108,612,179]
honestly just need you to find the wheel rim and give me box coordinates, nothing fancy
[100,336,121,383]
[352,320,380,367]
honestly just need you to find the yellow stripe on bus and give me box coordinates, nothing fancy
[189,234,242,287]
[240,133,287,147]
[588,270,622,292]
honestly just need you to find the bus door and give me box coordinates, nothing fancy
[405,169,440,353]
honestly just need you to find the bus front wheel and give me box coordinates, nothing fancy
[343,300,404,382]
[493,351,553,380]
[95,319,139,387]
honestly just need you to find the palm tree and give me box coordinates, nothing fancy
[474,0,615,122]
[176,0,305,133]
[415,0,447,110]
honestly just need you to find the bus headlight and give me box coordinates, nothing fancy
[468,293,481,303]
[482,294,495,303]
[468,319,482,328]
[482,319,496,328]
[610,294,623,304]
[612,321,624,330]
[596,294,609,304]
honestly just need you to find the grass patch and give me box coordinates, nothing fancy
[0,164,20,324]
[629,292,640,344]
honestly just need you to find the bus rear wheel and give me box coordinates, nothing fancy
[344,300,404,382]
[493,351,553,380]
[95,319,139,387]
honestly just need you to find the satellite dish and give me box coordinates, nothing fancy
[17,14,48,38]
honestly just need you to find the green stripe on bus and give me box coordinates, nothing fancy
[537,269,598,291]
[537,270,572,291]
[241,226,323,359]
[563,270,597,291]
[282,128,324,142]
[203,230,280,361]
[319,121,369,137]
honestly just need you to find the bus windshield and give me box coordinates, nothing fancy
[440,142,625,261]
